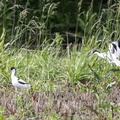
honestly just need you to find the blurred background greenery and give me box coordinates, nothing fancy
[0,0,119,49]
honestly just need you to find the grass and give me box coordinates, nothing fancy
[0,42,120,120]
[0,0,120,119]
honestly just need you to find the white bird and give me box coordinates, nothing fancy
[11,67,31,89]
[111,58,120,66]
[93,50,114,63]
[93,50,120,66]
[109,41,120,59]
[93,41,120,66]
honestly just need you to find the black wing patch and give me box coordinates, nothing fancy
[118,41,120,48]
[93,50,100,53]
[18,81,28,84]
[112,43,117,54]
[18,78,28,85]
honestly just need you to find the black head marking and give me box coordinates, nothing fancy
[93,50,100,53]
[112,43,117,51]
[11,67,16,70]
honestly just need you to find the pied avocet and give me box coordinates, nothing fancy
[93,41,120,66]
[93,50,114,63]
[93,50,120,66]
[109,41,120,59]
[11,67,31,89]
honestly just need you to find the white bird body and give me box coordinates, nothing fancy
[93,41,120,66]
[109,41,120,59]
[93,50,114,63]
[11,67,31,89]
[111,58,120,66]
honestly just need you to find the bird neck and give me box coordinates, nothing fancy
[95,52,104,58]
[11,71,16,77]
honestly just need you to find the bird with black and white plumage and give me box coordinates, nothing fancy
[93,50,113,63]
[93,41,120,66]
[11,67,31,90]
[109,41,120,59]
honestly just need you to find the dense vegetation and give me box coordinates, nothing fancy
[0,0,120,119]
[0,0,119,46]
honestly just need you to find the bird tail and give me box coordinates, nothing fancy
[27,84,31,89]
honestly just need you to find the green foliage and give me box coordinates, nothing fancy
[0,0,119,45]
[77,0,120,43]
[0,0,120,119]
[0,40,120,119]
[0,107,6,120]
[0,27,5,52]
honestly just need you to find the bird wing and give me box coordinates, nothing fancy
[18,78,28,84]
[112,58,120,66]
[109,42,120,59]
[118,41,120,48]
[109,43,116,54]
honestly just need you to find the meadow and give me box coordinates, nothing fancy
[0,0,120,120]
[0,40,120,120]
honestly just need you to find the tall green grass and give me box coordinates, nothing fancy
[0,0,120,119]
[0,38,119,90]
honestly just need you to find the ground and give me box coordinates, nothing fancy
[0,82,120,120]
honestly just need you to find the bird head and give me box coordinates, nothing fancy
[11,67,16,74]
[93,50,100,55]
